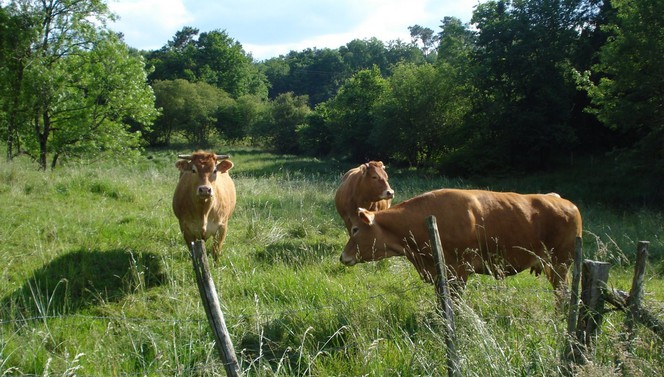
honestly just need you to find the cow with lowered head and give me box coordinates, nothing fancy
[173,151,236,260]
[340,189,582,299]
[335,161,395,233]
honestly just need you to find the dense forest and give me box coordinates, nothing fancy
[1,0,663,205]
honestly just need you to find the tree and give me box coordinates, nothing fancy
[146,28,268,99]
[42,32,157,167]
[578,0,664,202]
[252,92,311,154]
[469,0,591,172]
[327,66,388,161]
[0,5,34,161]
[1,0,157,170]
[216,94,266,142]
[152,79,230,146]
[409,24,439,58]
[374,62,471,168]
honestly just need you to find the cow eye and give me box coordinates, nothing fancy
[351,226,359,236]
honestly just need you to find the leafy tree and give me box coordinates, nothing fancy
[0,5,34,161]
[339,38,389,74]
[262,48,346,106]
[252,92,311,154]
[152,79,230,145]
[578,0,664,201]
[469,0,591,172]
[216,94,267,141]
[146,28,268,99]
[327,66,388,161]
[374,62,471,168]
[409,24,439,58]
[1,0,156,170]
[146,26,200,83]
[297,103,333,157]
[43,32,157,167]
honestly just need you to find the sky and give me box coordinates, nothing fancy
[107,0,482,61]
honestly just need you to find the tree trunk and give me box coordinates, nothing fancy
[36,109,50,171]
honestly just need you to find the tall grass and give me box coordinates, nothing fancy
[1,146,662,376]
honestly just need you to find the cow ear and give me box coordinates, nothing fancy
[217,159,234,173]
[175,159,191,172]
[357,208,375,225]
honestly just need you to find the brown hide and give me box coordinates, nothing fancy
[172,151,236,260]
[340,189,582,293]
[334,161,395,233]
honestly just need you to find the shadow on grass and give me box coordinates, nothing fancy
[1,248,166,320]
[253,240,339,268]
[238,311,352,371]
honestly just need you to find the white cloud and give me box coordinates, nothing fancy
[108,0,194,50]
[108,0,481,59]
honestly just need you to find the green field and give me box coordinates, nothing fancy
[1,146,663,376]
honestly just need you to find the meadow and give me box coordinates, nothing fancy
[1,145,663,376]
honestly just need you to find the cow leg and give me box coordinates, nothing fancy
[211,226,228,261]
[546,262,570,310]
[183,232,196,253]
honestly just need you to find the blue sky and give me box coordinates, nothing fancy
[108,0,481,61]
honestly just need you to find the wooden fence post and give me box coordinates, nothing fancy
[576,260,611,354]
[564,237,586,370]
[191,240,241,377]
[624,241,649,342]
[426,216,461,377]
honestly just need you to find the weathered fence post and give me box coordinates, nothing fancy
[426,216,461,377]
[564,237,586,370]
[191,240,241,377]
[624,241,649,342]
[576,260,611,354]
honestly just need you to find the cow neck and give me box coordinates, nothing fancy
[353,179,374,210]
[375,208,411,257]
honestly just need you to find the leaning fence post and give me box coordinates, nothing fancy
[426,216,461,377]
[624,241,649,342]
[576,260,611,354]
[191,240,241,377]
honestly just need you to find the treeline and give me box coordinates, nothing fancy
[1,0,663,204]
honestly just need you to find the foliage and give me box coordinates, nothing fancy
[326,66,389,161]
[252,92,311,154]
[146,28,268,99]
[373,62,471,169]
[151,79,231,146]
[467,0,594,172]
[578,0,664,203]
[0,0,156,169]
[261,39,426,108]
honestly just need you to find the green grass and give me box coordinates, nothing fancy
[1,146,663,376]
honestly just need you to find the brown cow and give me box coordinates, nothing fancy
[172,151,236,260]
[340,189,582,297]
[334,161,394,233]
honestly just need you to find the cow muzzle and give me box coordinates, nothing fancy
[381,189,395,200]
[197,185,213,197]
[339,253,357,266]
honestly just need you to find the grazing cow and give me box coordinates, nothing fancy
[340,189,582,296]
[335,161,395,233]
[172,151,236,260]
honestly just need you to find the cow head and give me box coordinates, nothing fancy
[360,161,394,201]
[340,207,403,266]
[176,151,233,199]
